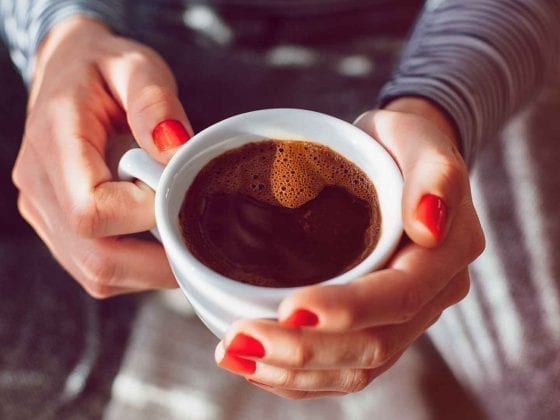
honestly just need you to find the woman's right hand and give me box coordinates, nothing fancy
[12,16,192,297]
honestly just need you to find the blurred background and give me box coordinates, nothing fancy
[6,0,547,418]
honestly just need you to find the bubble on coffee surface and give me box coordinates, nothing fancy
[193,140,376,209]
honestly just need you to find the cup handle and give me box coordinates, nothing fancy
[118,148,165,240]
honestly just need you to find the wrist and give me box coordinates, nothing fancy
[34,16,112,77]
[383,96,460,149]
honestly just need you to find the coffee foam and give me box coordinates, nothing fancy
[192,140,378,209]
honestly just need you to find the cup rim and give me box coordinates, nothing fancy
[155,108,403,299]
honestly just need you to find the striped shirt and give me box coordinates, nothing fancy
[1,1,560,419]
[0,0,558,163]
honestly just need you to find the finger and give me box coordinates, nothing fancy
[98,44,193,163]
[220,320,380,370]
[72,237,177,296]
[278,215,479,331]
[17,194,59,253]
[250,386,346,400]
[355,109,469,247]
[19,97,158,238]
[251,365,374,392]
[220,273,467,370]
[247,351,404,394]
[16,142,172,295]
[215,341,354,397]
[363,269,469,364]
[74,179,156,237]
[17,195,135,297]
[20,188,174,295]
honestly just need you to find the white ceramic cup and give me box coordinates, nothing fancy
[118,108,403,338]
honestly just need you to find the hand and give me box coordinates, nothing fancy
[12,17,193,297]
[215,97,485,399]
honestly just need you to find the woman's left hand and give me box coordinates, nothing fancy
[215,97,485,399]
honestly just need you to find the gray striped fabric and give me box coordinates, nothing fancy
[2,1,560,419]
[379,0,560,166]
[0,0,126,83]
[0,0,558,163]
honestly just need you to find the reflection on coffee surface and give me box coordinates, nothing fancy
[179,140,380,287]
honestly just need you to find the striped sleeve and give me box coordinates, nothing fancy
[0,0,126,85]
[378,0,560,166]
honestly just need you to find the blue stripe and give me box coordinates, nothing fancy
[0,0,126,84]
[0,0,558,166]
[379,0,560,165]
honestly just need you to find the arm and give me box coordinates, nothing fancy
[214,0,559,399]
[0,0,126,84]
[378,0,560,165]
[11,12,193,297]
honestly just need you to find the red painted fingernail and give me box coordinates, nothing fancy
[152,119,190,151]
[226,334,266,358]
[281,309,319,328]
[219,352,256,375]
[417,194,447,241]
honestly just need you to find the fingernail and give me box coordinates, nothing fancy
[281,309,319,328]
[417,194,447,241]
[152,119,190,151]
[226,334,266,358]
[219,352,256,375]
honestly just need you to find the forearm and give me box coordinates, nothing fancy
[0,0,126,84]
[379,0,560,166]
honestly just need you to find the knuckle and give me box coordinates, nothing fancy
[80,251,117,290]
[359,335,385,368]
[333,291,359,329]
[292,340,314,369]
[12,136,37,192]
[125,50,152,67]
[118,48,158,72]
[69,200,101,238]
[336,309,356,330]
[16,195,29,220]
[372,335,390,366]
[398,286,424,322]
[124,48,177,90]
[126,46,163,66]
[83,282,113,300]
[445,151,467,176]
[11,162,23,191]
[427,313,442,329]
[450,275,471,305]
[437,157,468,200]
[131,85,178,117]
[344,369,372,393]
[469,225,486,260]
[275,369,297,389]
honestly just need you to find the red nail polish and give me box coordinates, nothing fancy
[219,352,256,375]
[417,194,447,241]
[281,309,319,328]
[152,119,190,151]
[226,334,266,358]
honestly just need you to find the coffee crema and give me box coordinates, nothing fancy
[179,140,380,287]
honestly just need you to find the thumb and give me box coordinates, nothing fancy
[355,108,468,248]
[100,45,193,164]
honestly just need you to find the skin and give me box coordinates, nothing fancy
[215,101,485,399]
[13,17,192,297]
[12,17,485,398]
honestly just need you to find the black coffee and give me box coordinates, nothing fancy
[179,140,380,287]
